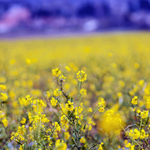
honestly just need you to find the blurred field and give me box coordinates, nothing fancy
[1,32,150,149]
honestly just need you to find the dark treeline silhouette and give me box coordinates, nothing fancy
[0,0,150,18]
[0,0,150,34]
[77,3,96,17]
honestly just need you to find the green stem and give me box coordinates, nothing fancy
[77,81,81,124]
[138,118,142,150]
[90,106,99,119]
[78,81,81,108]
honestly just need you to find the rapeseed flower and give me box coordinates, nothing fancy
[46,91,51,98]
[129,129,140,140]
[54,88,62,97]
[80,88,86,96]
[64,132,70,140]
[0,111,5,118]
[55,139,67,150]
[98,142,103,150]
[146,98,150,109]
[80,137,86,143]
[100,107,124,135]
[50,97,58,107]
[131,96,138,105]
[61,115,68,125]
[88,107,92,112]
[65,66,71,72]
[98,98,106,112]
[53,122,61,132]
[65,101,74,111]
[98,107,105,112]
[0,84,6,91]
[140,129,148,139]
[141,110,149,119]
[52,68,61,77]
[0,93,8,101]
[59,75,66,81]
[26,95,32,101]
[21,117,26,124]
[77,70,87,82]
[2,118,8,127]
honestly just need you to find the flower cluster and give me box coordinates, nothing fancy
[1,33,150,149]
[9,69,105,150]
[77,70,87,82]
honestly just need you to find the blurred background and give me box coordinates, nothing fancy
[0,0,150,37]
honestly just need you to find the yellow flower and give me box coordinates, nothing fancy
[133,108,136,112]
[131,96,138,105]
[21,117,26,124]
[77,70,87,82]
[0,111,5,118]
[53,131,58,139]
[59,75,66,81]
[141,110,149,119]
[146,98,150,109]
[55,139,67,150]
[86,118,95,131]
[125,142,131,148]
[46,128,51,133]
[64,132,70,140]
[98,142,103,150]
[88,118,95,125]
[19,145,24,150]
[0,84,6,91]
[88,107,93,112]
[26,95,32,101]
[134,62,140,69]
[100,108,124,135]
[98,106,105,112]
[65,101,74,111]
[140,129,148,139]
[41,114,49,123]
[53,122,61,132]
[98,98,106,107]
[86,124,92,131]
[139,79,144,86]
[46,91,50,98]
[80,88,86,96]
[130,145,135,150]
[61,115,68,125]
[2,118,8,127]
[50,97,58,107]
[65,66,71,72]
[18,125,26,135]
[54,88,62,97]
[129,129,140,140]
[129,90,134,96]
[52,68,61,77]
[117,92,122,98]
[80,137,86,143]
[0,93,8,101]
[26,58,32,65]
[98,98,106,112]
[9,91,16,100]
[137,109,141,114]
[119,80,125,87]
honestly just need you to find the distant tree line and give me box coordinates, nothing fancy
[0,0,150,18]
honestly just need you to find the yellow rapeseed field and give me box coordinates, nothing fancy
[0,32,150,150]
